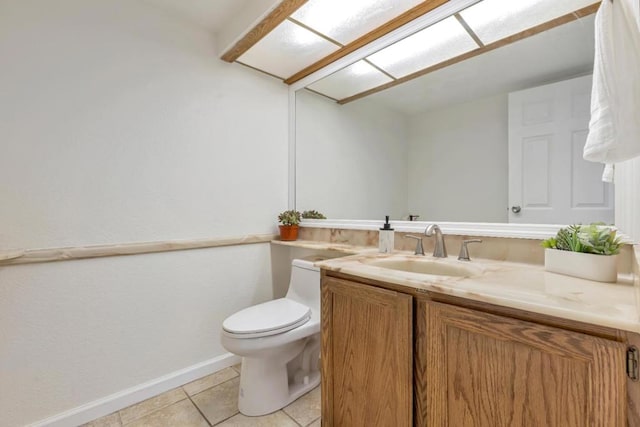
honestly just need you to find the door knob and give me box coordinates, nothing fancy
[511,205,521,214]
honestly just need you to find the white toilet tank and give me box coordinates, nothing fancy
[285,257,323,310]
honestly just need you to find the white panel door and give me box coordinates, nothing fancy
[508,75,614,224]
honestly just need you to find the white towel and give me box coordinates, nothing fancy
[583,0,640,182]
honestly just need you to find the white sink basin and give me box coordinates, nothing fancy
[365,258,481,277]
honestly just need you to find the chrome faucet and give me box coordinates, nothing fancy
[425,224,447,258]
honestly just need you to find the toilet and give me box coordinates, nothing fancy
[221,257,322,416]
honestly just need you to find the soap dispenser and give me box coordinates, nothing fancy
[379,216,394,253]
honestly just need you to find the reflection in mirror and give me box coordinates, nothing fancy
[296,14,615,224]
[296,89,408,220]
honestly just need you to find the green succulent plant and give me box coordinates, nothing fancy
[301,210,326,219]
[278,210,301,226]
[542,224,622,255]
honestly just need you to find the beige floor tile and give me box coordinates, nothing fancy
[191,377,240,425]
[183,367,239,396]
[307,418,321,427]
[215,410,299,427]
[231,363,242,374]
[119,388,187,424]
[283,386,321,426]
[81,412,121,427]
[124,399,208,427]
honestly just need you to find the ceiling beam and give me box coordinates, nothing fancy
[220,0,308,63]
[283,0,450,84]
[337,2,600,105]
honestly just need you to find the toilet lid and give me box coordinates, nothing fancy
[222,298,311,338]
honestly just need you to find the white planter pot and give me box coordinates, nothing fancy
[544,249,618,283]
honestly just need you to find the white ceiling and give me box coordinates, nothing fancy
[366,14,595,115]
[144,0,249,33]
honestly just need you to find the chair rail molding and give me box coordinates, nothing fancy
[0,234,278,266]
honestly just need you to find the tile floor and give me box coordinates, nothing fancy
[82,364,320,427]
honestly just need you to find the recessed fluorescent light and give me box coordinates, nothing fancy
[307,60,393,100]
[350,61,376,76]
[291,0,424,45]
[459,0,598,45]
[238,20,339,78]
[367,16,479,78]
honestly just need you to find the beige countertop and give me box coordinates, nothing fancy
[271,239,376,254]
[316,251,640,334]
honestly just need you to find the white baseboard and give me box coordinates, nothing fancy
[28,352,241,427]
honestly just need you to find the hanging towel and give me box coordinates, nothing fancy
[583,0,640,182]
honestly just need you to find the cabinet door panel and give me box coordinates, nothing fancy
[322,277,412,427]
[424,301,626,427]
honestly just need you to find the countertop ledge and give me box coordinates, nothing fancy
[0,234,278,266]
[0,250,25,261]
[270,239,377,254]
[316,251,640,334]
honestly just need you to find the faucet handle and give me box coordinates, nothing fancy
[458,239,482,261]
[404,235,425,255]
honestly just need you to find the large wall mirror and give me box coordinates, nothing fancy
[295,8,615,226]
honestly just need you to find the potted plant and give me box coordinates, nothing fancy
[301,210,326,220]
[542,224,623,282]
[278,210,302,241]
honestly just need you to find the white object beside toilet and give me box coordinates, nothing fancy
[220,258,322,416]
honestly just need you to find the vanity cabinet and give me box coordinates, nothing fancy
[321,276,413,426]
[321,272,635,427]
[420,300,626,426]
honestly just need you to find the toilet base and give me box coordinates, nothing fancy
[237,335,320,416]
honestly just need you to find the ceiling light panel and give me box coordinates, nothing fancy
[238,20,339,79]
[307,61,393,100]
[459,0,598,45]
[367,16,479,78]
[291,0,424,45]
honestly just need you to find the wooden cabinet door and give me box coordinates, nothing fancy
[421,301,627,426]
[321,277,413,427]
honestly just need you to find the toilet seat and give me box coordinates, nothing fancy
[222,298,311,339]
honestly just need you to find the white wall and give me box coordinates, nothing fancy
[296,90,408,220]
[616,157,640,243]
[407,95,509,223]
[0,1,288,425]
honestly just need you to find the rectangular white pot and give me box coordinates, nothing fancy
[544,249,618,283]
